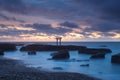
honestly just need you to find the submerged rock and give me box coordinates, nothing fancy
[90,53,105,59]
[51,50,70,59]
[99,45,107,47]
[78,48,112,54]
[111,53,120,64]
[76,59,90,62]
[53,67,63,70]
[80,64,89,67]
[28,51,36,55]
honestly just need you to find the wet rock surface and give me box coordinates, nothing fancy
[78,48,112,54]
[51,50,70,59]
[111,53,120,64]
[20,44,86,51]
[90,53,105,59]
[0,43,16,51]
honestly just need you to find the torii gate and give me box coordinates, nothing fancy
[56,37,62,46]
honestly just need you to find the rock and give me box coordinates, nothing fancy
[76,59,90,62]
[0,43,16,51]
[20,44,86,51]
[0,50,4,55]
[53,67,63,70]
[51,50,70,59]
[99,45,107,47]
[28,51,36,55]
[80,64,89,67]
[78,48,112,54]
[111,53,120,64]
[90,53,105,59]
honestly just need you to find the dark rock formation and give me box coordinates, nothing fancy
[78,48,112,54]
[0,50,4,55]
[0,43,16,51]
[51,50,70,59]
[20,44,86,51]
[111,53,120,64]
[76,59,90,62]
[28,51,36,55]
[80,64,89,67]
[90,53,105,59]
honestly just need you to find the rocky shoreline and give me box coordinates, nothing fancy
[0,57,101,80]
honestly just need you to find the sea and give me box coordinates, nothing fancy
[3,42,120,80]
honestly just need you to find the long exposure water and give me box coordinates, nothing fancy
[3,42,120,80]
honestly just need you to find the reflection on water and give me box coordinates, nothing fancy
[3,42,120,80]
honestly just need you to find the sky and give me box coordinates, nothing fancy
[0,0,120,42]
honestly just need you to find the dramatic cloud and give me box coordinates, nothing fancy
[75,0,120,21]
[0,0,120,41]
[84,23,120,33]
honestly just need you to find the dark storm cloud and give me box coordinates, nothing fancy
[59,21,79,28]
[74,0,120,36]
[0,0,27,14]
[0,13,10,20]
[0,23,72,37]
[83,22,120,34]
[92,23,120,32]
[24,23,72,35]
[75,0,120,21]
[0,13,25,22]
[0,0,120,39]
[24,23,52,30]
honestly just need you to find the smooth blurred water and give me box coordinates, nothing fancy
[3,42,120,80]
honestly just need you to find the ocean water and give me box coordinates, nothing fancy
[3,42,120,80]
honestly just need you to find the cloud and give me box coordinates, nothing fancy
[84,23,120,33]
[0,0,120,41]
[0,24,35,37]
[0,24,7,27]
[0,0,27,14]
[74,0,120,21]
[0,13,25,23]
[59,21,79,28]
[23,23,72,35]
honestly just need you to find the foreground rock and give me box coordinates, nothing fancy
[51,50,70,59]
[0,43,16,51]
[78,48,112,54]
[90,53,105,59]
[0,58,100,80]
[111,53,120,64]
[20,44,86,51]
